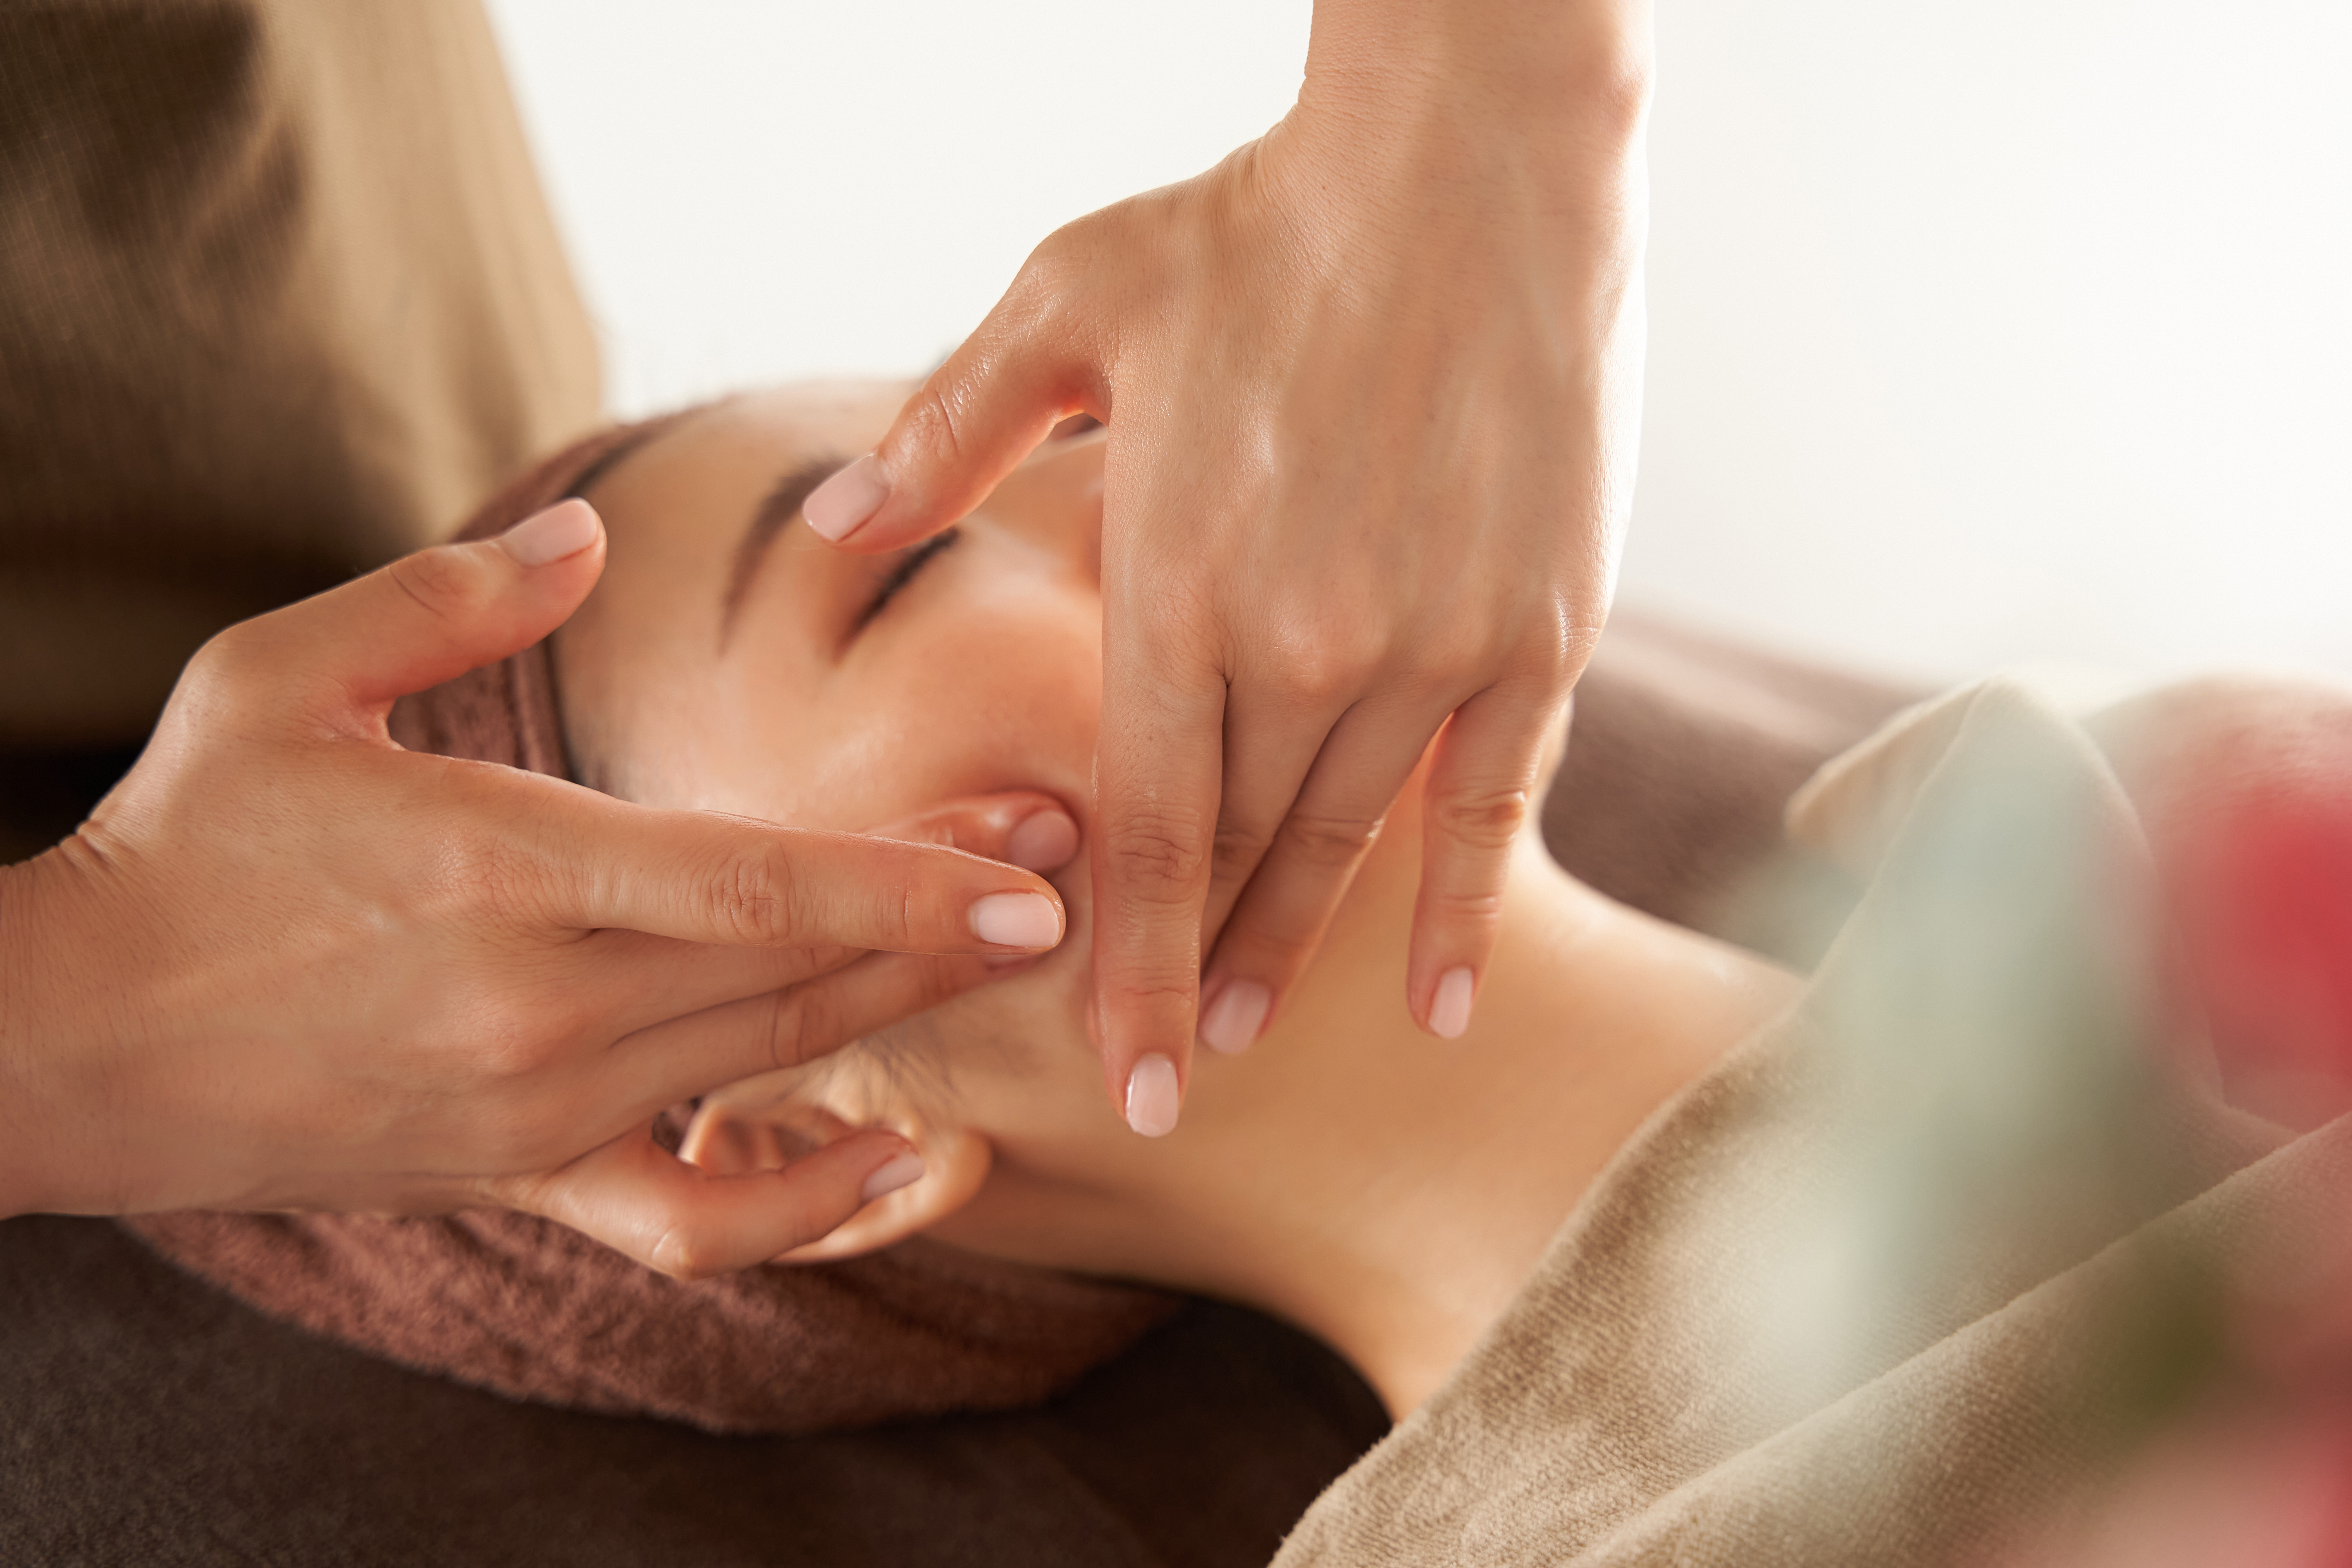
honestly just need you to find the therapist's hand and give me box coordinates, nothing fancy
[0,501,1073,1278]
[802,0,1652,1131]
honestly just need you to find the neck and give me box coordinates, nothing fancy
[990,826,1798,1417]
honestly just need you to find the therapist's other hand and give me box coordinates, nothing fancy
[0,501,1073,1278]
[803,1,1652,1131]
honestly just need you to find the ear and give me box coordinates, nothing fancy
[677,1066,994,1263]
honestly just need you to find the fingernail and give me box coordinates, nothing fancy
[1198,979,1270,1056]
[498,499,600,566]
[1125,1053,1180,1137]
[860,1149,926,1203]
[1004,809,1080,872]
[803,454,889,543]
[970,891,1062,949]
[1429,966,1476,1040]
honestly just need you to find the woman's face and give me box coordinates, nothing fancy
[557,385,1137,1214]
[560,384,1104,839]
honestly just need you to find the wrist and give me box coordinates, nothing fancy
[1298,0,1654,152]
[0,849,97,1218]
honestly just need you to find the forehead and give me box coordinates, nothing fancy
[586,381,908,555]
[552,384,909,773]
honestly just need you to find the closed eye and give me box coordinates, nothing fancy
[851,528,960,636]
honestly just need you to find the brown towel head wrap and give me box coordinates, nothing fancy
[125,419,1176,1435]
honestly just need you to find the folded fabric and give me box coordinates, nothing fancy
[1273,678,2310,1567]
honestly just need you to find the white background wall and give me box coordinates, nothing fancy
[485,0,2350,685]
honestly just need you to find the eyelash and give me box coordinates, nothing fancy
[851,528,960,634]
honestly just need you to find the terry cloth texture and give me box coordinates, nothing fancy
[123,418,1182,1436]
[1272,677,2320,1568]
[0,0,599,756]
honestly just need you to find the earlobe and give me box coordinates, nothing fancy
[676,1073,994,1265]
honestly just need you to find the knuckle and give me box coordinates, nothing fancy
[762,988,839,1070]
[422,824,540,927]
[706,845,796,946]
[898,380,970,474]
[385,544,496,625]
[646,1209,715,1281]
[180,626,279,721]
[1534,594,1606,684]
[1209,820,1275,884]
[876,884,918,950]
[1269,636,1383,712]
[468,1000,566,1083]
[1103,809,1214,900]
[1106,975,1207,1016]
[1275,809,1385,873]
[1430,786,1534,854]
[1424,872,1510,927]
[1019,220,1099,302]
[182,625,248,688]
[1218,907,1319,971]
[1422,888,1509,945]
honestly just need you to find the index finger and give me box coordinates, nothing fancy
[1090,634,1227,1137]
[534,788,1068,956]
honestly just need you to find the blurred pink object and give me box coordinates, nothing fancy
[2180,792,2352,1128]
[1995,1401,2352,1568]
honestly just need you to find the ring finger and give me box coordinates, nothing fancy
[1196,694,1459,1054]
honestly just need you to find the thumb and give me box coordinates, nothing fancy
[495,1120,923,1280]
[803,266,1102,552]
[243,499,607,715]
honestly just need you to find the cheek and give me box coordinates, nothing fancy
[692,567,1099,841]
[820,580,1102,829]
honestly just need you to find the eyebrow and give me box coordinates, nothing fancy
[719,454,849,648]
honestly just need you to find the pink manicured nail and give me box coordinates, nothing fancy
[1124,1054,1180,1137]
[1198,979,1270,1056]
[970,891,1062,949]
[1429,967,1476,1040]
[803,454,889,543]
[1005,809,1080,872]
[860,1150,926,1203]
[498,499,600,566]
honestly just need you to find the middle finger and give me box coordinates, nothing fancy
[598,947,1014,1116]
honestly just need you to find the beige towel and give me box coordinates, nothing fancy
[1275,677,2323,1567]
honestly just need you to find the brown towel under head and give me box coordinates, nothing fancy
[125,420,1177,1436]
